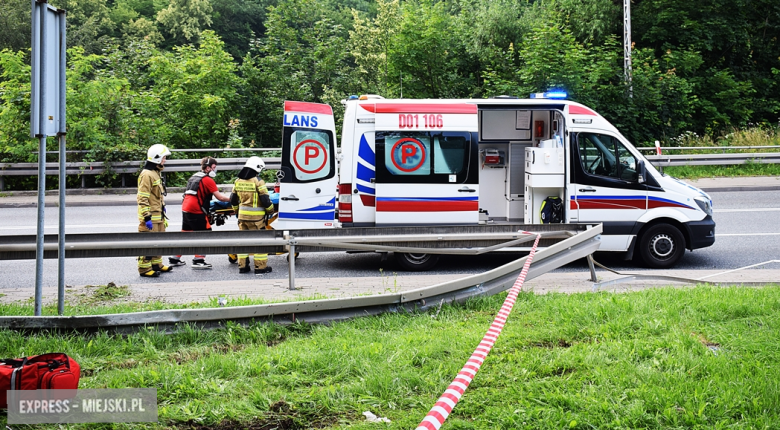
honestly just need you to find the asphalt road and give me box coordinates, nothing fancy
[1,189,779,289]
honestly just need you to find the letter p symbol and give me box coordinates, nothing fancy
[401,144,417,164]
[305,146,319,165]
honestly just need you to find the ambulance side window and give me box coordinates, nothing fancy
[433,134,467,174]
[577,132,637,182]
[375,131,472,184]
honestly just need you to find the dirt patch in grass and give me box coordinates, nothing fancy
[172,344,246,364]
[178,401,342,429]
[72,282,131,305]
[692,331,720,347]
[530,339,572,348]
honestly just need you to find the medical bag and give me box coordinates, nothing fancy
[0,353,81,409]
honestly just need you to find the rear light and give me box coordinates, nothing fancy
[338,183,353,222]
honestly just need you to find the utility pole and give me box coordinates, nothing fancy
[624,0,633,97]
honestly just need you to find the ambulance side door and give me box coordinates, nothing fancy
[569,131,647,250]
[274,101,338,230]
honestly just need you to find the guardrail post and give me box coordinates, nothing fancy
[288,241,296,291]
[0,175,4,191]
[587,254,597,282]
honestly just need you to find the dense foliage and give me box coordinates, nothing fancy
[1,0,779,168]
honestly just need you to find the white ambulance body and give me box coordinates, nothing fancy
[275,95,716,269]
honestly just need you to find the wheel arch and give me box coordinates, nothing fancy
[636,217,690,251]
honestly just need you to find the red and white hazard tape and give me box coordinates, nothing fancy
[416,232,542,430]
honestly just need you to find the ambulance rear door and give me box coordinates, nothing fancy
[274,101,338,230]
[373,103,479,226]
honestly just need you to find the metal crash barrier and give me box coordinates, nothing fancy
[0,224,603,331]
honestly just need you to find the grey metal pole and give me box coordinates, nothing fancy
[35,136,46,316]
[288,242,296,291]
[587,254,598,282]
[57,9,66,316]
[57,134,65,315]
[33,1,47,317]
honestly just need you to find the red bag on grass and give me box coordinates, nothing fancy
[0,353,80,409]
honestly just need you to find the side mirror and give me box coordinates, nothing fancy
[637,160,646,184]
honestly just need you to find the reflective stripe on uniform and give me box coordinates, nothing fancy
[234,182,257,192]
[138,192,150,197]
[239,206,266,215]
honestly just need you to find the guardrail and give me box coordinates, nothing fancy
[0,225,603,331]
[0,156,281,191]
[645,153,780,166]
[3,145,779,191]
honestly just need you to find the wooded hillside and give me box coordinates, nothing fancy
[1,0,778,175]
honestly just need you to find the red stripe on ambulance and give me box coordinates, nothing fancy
[376,200,479,212]
[359,103,477,114]
[284,101,333,115]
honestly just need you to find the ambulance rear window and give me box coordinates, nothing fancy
[290,130,332,181]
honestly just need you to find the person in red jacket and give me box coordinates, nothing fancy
[169,157,230,269]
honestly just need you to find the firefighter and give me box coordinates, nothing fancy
[168,157,231,269]
[137,144,173,277]
[231,156,275,274]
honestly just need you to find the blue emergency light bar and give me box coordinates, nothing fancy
[529,91,568,99]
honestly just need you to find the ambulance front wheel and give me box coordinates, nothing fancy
[638,223,685,269]
[394,253,440,271]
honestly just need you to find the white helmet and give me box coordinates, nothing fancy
[147,144,171,164]
[244,156,265,173]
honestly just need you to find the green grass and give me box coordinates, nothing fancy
[656,127,780,179]
[2,285,780,429]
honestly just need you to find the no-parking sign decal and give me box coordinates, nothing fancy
[291,133,330,180]
[388,137,429,175]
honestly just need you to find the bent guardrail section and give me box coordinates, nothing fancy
[0,223,589,260]
[0,225,603,332]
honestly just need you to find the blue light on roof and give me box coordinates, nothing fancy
[530,91,568,99]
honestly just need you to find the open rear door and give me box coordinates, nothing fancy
[273,101,338,230]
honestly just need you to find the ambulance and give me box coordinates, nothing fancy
[273,94,715,270]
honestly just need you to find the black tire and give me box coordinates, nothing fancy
[394,253,440,271]
[638,223,685,268]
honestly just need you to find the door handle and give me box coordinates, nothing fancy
[281,195,300,201]
[458,188,476,193]
[578,188,596,192]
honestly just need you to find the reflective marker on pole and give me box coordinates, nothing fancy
[416,233,542,430]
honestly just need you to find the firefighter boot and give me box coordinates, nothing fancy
[228,254,238,264]
[152,264,173,273]
[239,257,251,274]
[140,270,160,278]
[254,253,272,274]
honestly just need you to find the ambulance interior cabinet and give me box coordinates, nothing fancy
[524,147,564,224]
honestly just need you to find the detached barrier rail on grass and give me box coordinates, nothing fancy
[0,225,603,332]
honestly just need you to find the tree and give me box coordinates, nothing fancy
[0,0,31,53]
[147,30,240,149]
[156,0,213,45]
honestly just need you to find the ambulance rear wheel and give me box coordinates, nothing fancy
[394,253,439,271]
[638,223,685,269]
